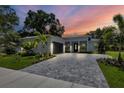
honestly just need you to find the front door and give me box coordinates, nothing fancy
[74,43,78,52]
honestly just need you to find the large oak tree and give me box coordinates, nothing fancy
[24,10,65,37]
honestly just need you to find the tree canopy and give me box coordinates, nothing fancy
[86,26,116,40]
[113,14,124,62]
[0,5,19,32]
[24,10,65,37]
[0,5,20,54]
[86,14,124,52]
[113,14,124,34]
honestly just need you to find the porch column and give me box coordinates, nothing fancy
[78,41,80,52]
[70,42,72,53]
[50,42,53,54]
[63,43,65,53]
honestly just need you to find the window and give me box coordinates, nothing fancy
[80,41,86,52]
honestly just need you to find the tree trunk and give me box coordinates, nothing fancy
[118,32,122,64]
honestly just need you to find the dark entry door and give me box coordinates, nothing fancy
[53,42,63,54]
[74,43,78,52]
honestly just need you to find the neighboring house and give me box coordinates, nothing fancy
[21,35,99,54]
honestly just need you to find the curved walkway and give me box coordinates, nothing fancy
[22,53,109,88]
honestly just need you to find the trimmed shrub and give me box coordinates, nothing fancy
[5,47,16,54]
[97,58,124,69]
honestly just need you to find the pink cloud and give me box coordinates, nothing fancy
[12,5,124,36]
[63,5,124,36]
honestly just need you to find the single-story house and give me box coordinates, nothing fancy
[21,35,99,54]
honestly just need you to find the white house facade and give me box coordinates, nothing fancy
[22,35,99,54]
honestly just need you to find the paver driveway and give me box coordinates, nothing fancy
[21,53,109,88]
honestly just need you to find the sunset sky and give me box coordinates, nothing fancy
[11,5,124,36]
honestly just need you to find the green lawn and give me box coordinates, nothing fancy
[106,51,124,59]
[0,55,54,70]
[98,51,124,87]
[99,62,124,88]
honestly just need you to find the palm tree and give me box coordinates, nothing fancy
[22,40,38,55]
[34,31,47,47]
[113,14,124,63]
[22,31,48,56]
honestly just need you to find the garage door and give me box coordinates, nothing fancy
[53,42,63,54]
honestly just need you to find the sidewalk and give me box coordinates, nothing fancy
[0,67,91,88]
